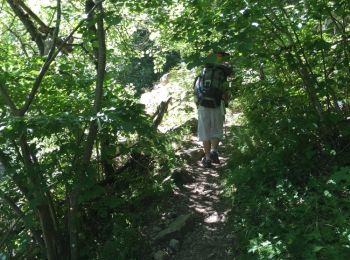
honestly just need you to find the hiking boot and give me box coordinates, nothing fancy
[201,157,212,168]
[210,151,220,164]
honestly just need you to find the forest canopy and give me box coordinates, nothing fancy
[0,0,350,259]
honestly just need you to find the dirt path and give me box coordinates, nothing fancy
[173,138,234,260]
[150,135,235,260]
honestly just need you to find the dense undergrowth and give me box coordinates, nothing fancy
[225,82,350,259]
[0,83,180,259]
[0,52,193,259]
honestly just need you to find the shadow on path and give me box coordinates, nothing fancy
[153,134,235,260]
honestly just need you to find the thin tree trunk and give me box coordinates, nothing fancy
[0,187,46,253]
[19,135,60,260]
[1,1,105,259]
[69,1,106,259]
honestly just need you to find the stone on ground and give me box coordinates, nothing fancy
[154,214,194,242]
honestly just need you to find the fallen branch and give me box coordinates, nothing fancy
[152,97,172,128]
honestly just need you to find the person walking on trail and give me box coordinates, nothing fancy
[194,51,233,168]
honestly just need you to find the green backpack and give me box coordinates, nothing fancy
[194,63,231,108]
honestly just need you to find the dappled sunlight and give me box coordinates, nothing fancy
[204,209,231,224]
[192,206,208,214]
[204,212,220,223]
[3,0,348,258]
[202,226,218,232]
[164,139,234,259]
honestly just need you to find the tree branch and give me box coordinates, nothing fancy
[18,133,61,260]
[0,147,31,201]
[69,2,106,259]
[0,217,22,249]
[45,0,61,61]
[6,0,45,55]
[0,84,20,114]
[16,0,51,33]
[82,0,106,165]
[18,0,105,116]
[0,17,30,56]
[0,148,46,251]
[0,189,46,251]
[153,97,172,128]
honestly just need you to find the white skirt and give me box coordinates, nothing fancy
[197,105,224,141]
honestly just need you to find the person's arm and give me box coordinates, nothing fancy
[221,77,231,107]
[223,90,230,101]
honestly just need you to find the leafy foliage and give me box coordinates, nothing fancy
[143,0,349,257]
[1,0,350,259]
[0,1,178,259]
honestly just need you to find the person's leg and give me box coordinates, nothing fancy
[198,106,212,167]
[210,138,220,163]
[202,140,212,167]
[209,107,224,163]
[210,138,219,151]
[198,106,211,153]
[210,106,224,143]
[203,140,211,160]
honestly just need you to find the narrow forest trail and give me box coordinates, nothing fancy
[141,77,240,259]
[171,138,234,260]
[149,124,237,260]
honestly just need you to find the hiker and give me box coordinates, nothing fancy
[194,51,233,167]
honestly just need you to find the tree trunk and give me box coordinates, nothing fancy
[69,2,106,259]
[19,136,60,260]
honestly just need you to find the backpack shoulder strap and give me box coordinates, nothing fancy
[193,75,201,90]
